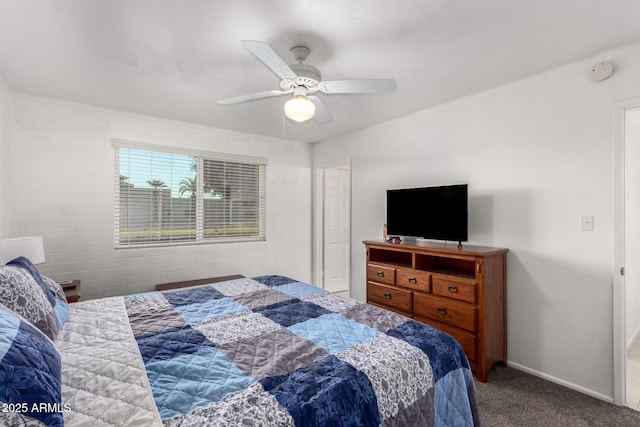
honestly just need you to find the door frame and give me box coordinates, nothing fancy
[312,161,352,289]
[613,96,640,405]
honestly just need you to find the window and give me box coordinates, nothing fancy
[114,141,266,247]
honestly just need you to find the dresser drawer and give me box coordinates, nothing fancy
[432,277,475,304]
[367,264,396,285]
[413,293,476,332]
[417,317,477,362]
[397,269,431,292]
[367,282,412,314]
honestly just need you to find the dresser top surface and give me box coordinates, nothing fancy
[364,240,509,257]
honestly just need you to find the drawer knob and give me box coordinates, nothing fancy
[377,271,385,277]
[437,306,447,315]
[447,285,458,293]
[408,277,417,284]
[383,292,392,299]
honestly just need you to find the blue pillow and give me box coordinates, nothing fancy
[0,266,60,341]
[42,275,70,329]
[7,257,57,307]
[0,303,63,426]
[8,256,69,329]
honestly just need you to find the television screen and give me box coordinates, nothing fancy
[386,184,468,242]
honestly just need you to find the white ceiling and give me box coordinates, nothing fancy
[1,1,640,143]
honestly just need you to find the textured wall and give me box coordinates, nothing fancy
[10,96,313,299]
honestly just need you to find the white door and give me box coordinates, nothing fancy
[323,166,350,293]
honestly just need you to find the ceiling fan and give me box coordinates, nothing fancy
[217,40,397,124]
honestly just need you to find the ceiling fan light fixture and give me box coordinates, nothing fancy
[284,95,316,122]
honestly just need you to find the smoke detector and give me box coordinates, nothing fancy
[590,61,614,81]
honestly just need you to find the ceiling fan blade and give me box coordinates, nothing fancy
[320,79,397,94]
[241,40,297,81]
[309,96,333,124]
[217,90,289,106]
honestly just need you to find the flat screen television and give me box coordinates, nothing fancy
[386,184,468,244]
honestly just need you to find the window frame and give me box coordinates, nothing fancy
[113,140,267,249]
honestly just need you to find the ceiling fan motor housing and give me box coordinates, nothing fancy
[285,45,321,89]
[289,64,321,85]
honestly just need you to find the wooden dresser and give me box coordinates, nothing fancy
[364,240,508,382]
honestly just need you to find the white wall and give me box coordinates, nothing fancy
[0,74,13,238]
[625,108,640,346]
[314,41,640,400]
[10,95,312,299]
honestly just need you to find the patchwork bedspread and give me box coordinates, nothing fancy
[59,275,480,426]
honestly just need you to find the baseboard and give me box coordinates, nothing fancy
[507,361,614,404]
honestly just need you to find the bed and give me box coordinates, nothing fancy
[0,260,480,426]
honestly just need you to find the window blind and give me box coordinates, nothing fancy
[114,142,266,247]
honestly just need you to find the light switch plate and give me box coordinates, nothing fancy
[580,215,594,231]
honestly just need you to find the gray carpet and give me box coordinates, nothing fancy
[475,366,640,426]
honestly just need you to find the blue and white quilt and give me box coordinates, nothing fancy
[59,275,480,426]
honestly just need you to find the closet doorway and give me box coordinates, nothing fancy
[315,164,351,295]
[624,107,640,410]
